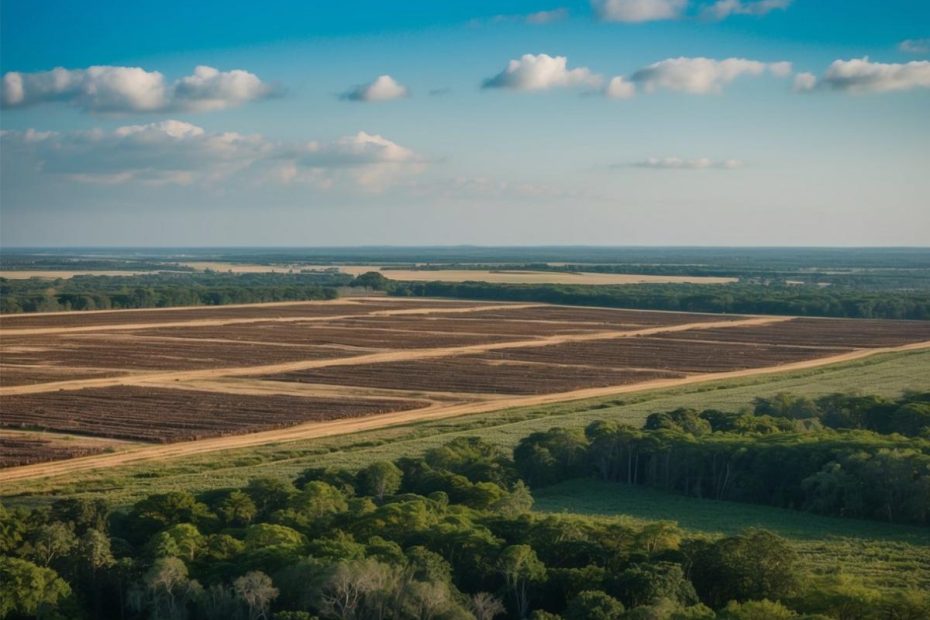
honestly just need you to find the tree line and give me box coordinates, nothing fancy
[3,400,929,619]
[514,391,930,526]
[0,273,353,314]
[381,279,930,320]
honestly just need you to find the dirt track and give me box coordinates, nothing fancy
[2,340,926,483]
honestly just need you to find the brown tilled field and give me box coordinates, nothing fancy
[0,386,428,442]
[2,297,929,468]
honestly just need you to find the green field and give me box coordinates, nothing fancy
[3,348,929,507]
[534,479,930,592]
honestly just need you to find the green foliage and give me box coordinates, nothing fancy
[688,530,803,608]
[2,428,929,619]
[563,590,625,620]
[388,280,930,320]
[0,271,347,314]
[0,556,72,618]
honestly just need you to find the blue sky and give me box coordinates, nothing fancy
[1,0,928,246]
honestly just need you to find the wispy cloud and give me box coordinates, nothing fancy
[630,156,744,169]
[702,0,792,20]
[592,0,687,23]
[3,124,424,192]
[471,8,569,26]
[899,38,930,54]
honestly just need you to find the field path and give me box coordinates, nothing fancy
[0,316,785,396]
[2,339,928,483]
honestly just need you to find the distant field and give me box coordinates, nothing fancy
[0,270,154,279]
[188,261,740,284]
[534,479,930,591]
[2,347,927,506]
[325,265,738,284]
[1,261,737,284]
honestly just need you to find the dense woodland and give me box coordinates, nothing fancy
[0,273,351,314]
[2,392,928,620]
[385,280,930,320]
[516,392,930,526]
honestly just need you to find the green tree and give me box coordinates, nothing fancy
[689,530,802,608]
[30,522,78,567]
[564,590,625,620]
[216,490,258,527]
[718,599,798,619]
[498,544,547,619]
[357,462,403,501]
[0,557,72,619]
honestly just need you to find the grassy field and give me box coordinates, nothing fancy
[534,479,930,592]
[2,348,928,507]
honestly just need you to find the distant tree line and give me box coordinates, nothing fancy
[3,408,929,619]
[0,272,354,314]
[514,391,930,526]
[381,280,930,320]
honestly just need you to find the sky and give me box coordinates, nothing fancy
[1,0,928,247]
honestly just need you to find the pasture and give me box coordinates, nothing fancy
[534,479,930,592]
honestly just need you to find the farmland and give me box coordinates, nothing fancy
[2,297,929,477]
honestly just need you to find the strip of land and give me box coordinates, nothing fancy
[3,297,929,481]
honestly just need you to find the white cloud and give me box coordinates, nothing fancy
[341,75,409,102]
[703,0,792,20]
[282,132,424,191]
[473,8,569,26]
[629,57,791,94]
[482,54,602,91]
[899,39,930,54]
[605,76,636,99]
[3,124,422,191]
[633,157,744,169]
[1,65,273,112]
[592,0,687,23]
[525,8,570,24]
[296,131,420,166]
[172,66,274,111]
[793,72,817,92]
[796,58,930,94]
[2,120,269,185]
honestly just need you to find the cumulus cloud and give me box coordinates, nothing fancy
[628,57,791,94]
[605,76,636,99]
[482,54,602,91]
[341,75,409,102]
[632,157,744,169]
[1,65,273,113]
[592,0,687,23]
[3,124,422,191]
[171,66,274,111]
[795,58,930,93]
[899,39,930,54]
[703,0,792,20]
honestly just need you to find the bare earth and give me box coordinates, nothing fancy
[2,297,928,481]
